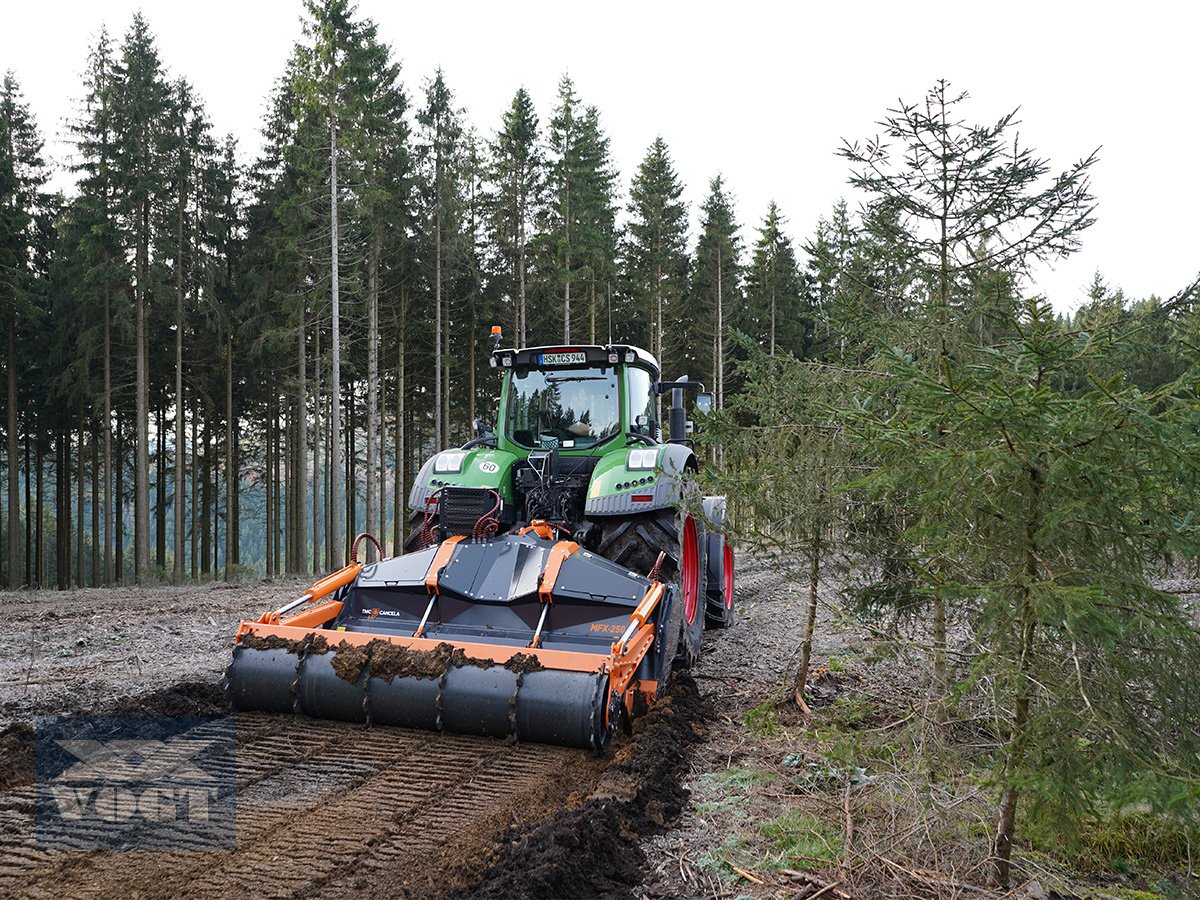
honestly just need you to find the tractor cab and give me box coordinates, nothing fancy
[487,344,663,454]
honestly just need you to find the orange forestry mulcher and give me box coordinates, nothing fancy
[226,337,735,751]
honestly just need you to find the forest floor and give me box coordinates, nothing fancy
[638,559,1200,900]
[0,566,1195,899]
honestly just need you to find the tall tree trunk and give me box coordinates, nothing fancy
[225,336,235,579]
[434,154,443,451]
[58,433,70,590]
[91,424,99,587]
[135,199,150,583]
[190,398,198,581]
[366,235,379,561]
[200,413,211,579]
[347,379,355,556]
[231,424,240,565]
[292,321,306,575]
[24,424,31,586]
[6,318,19,587]
[77,412,85,587]
[112,426,120,583]
[393,329,405,554]
[157,405,167,569]
[264,401,273,578]
[468,302,476,441]
[273,398,281,576]
[329,113,344,570]
[103,289,112,585]
[35,438,44,587]
[173,127,187,585]
[716,247,724,407]
[562,184,570,342]
[312,321,321,573]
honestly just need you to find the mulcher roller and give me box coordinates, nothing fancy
[225,531,678,751]
[226,645,611,748]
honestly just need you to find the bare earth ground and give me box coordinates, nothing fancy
[1,567,1196,899]
[0,579,308,722]
[0,577,700,899]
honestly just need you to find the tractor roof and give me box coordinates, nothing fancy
[490,344,660,378]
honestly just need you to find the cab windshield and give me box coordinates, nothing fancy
[506,367,621,450]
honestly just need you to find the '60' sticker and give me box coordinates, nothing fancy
[478,461,500,474]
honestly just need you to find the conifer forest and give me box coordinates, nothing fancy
[2,1,1200,896]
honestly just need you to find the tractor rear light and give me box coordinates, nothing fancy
[632,494,653,503]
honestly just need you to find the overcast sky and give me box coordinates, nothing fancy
[3,1,1197,312]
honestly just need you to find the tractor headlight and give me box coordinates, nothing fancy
[434,451,467,474]
[608,351,619,364]
[624,350,635,363]
[627,448,659,471]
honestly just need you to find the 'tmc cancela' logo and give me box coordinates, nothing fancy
[36,716,236,851]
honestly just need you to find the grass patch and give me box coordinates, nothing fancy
[743,699,781,737]
[1076,812,1200,872]
[760,809,844,871]
[711,766,779,790]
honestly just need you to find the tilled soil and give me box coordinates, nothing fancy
[0,580,308,723]
[0,578,715,899]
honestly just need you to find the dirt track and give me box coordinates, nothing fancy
[0,581,611,898]
[0,579,699,899]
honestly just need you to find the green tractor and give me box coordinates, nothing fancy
[227,337,734,751]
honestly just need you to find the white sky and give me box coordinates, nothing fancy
[3,0,1198,312]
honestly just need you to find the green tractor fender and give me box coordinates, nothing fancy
[408,446,520,512]
[583,443,698,517]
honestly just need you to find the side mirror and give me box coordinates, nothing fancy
[695,392,715,415]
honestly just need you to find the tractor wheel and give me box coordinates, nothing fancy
[595,509,706,670]
[702,497,735,629]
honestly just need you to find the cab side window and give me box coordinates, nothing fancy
[627,367,656,437]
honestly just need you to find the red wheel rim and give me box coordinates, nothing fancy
[723,543,734,609]
[682,516,699,625]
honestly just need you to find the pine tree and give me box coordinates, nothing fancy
[488,87,541,345]
[0,72,49,587]
[111,13,172,583]
[416,69,466,450]
[690,175,741,404]
[849,298,1200,885]
[744,202,808,358]
[622,138,688,378]
[840,81,1099,715]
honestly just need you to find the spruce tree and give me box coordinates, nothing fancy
[416,69,466,450]
[744,201,808,358]
[690,175,741,403]
[622,138,688,378]
[111,13,172,583]
[840,81,1100,714]
[0,72,49,587]
[487,87,541,345]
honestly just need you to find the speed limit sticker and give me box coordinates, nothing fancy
[479,461,500,474]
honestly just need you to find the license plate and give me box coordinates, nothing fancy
[539,351,586,366]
